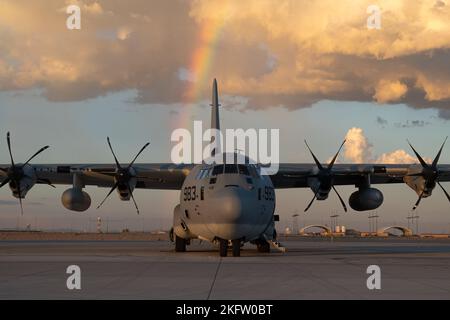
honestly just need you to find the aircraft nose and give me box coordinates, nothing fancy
[206,187,251,240]
[216,187,245,223]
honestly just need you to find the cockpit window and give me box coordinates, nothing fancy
[195,167,213,180]
[212,165,224,176]
[224,164,238,174]
[196,169,204,180]
[238,165,250,176]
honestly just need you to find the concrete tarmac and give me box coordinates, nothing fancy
[1,237,450,299]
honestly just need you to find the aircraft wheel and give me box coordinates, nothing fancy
[232,239,241,257]
[175,235,186,252]
[257,241,270,253]
[219,239,228,257]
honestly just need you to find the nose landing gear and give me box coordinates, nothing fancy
[232,239,241,257]
[218,239,242,257]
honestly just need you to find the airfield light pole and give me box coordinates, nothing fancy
[97,217,102,233]
[407,211,420,235]
[407,214,413,233]
[415,214,420,235]
[292,212,300,235]
[330,214,339,232]
[368,212,379,234]
[407,211,411,230]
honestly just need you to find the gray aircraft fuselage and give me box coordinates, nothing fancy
[173,158,276,244]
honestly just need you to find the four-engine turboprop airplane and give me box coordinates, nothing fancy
[1,79,450,257]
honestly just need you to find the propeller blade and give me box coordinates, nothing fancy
[17,181,23,215]
[328,140,346,170]
[412,191,424,211]
[6,132,15,167]
[407,140,429,168]
[332,185,347,212]
[107,137,121,169]
[97,182,119,210]
[127,184,140,215]
[126,142,150,170]
[0,177,11,188]
[37,178,56,188]
[437,182,450,203]
[23,146,50,166]
[304,191,319,212]
[304,140,323,171]
[432,137,448,169]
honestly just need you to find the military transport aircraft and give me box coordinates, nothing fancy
[1,79,450,257]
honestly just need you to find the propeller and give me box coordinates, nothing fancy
[407,137,449,210]
[304,139,347,213]
[97,137,150,214]
[0,132,49,215]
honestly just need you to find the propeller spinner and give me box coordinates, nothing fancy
[96,137,150,214]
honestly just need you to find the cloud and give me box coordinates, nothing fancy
[116,26,132,40]
[394,120,431,128]
[373,80,408,103]
[344,127,373,163]
[376,149,420,164]
[1,1,450,117]
[376,116,388,126]
[343,127,432,164]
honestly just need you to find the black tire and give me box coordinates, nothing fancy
[175,235,186,252]
[257,241,270,253]
[219,239,228,257]
[232,239,241,257]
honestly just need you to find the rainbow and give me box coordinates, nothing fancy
[183,17,227,104]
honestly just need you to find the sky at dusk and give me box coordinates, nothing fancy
[1,0,450,233]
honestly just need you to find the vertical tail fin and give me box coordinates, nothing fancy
[210,78,220,131]
[210,78,221,156]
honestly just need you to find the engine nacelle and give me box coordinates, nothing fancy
[349,188,384,211]
[61,188,91,212]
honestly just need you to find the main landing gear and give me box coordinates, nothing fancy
[175,235,187,252]
[256,240,271,253]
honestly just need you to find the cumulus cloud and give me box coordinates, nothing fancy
[344,127,373,163]
[342,127,432,164]
[1,0,450,117]
[376,149,419,164]
[373,80,408,103]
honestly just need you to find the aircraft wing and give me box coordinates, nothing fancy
[0,163,194,190]
[270,163,450,189]
[3,163,450,190]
